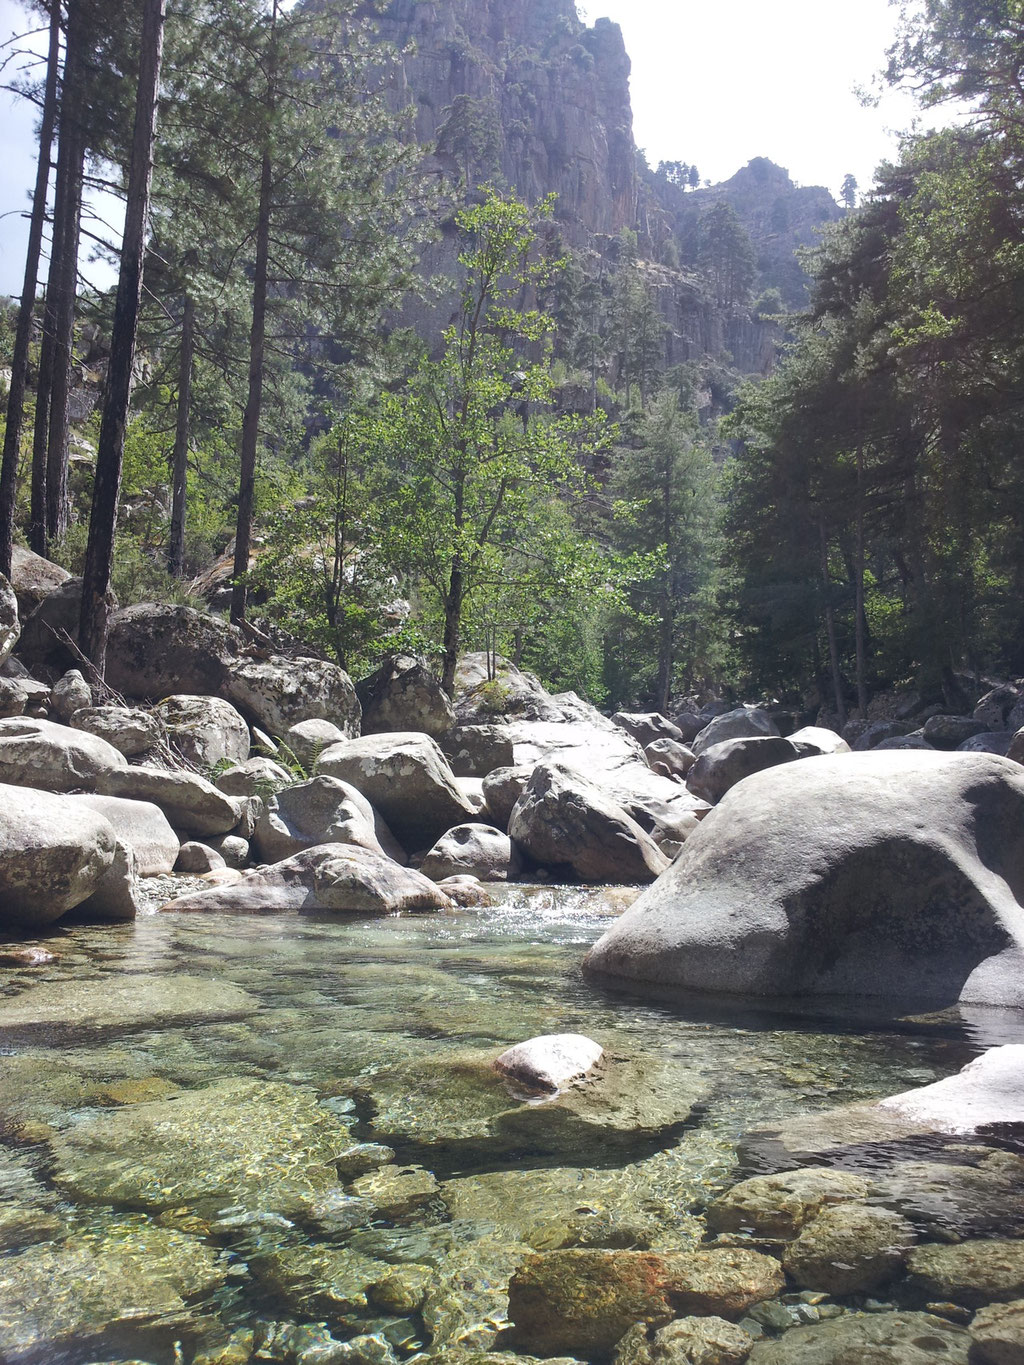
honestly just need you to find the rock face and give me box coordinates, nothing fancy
[0,715,127,792]
[318,732,477,850]
[420,822,521,882]
[357,653,456,738]
[509,761,669,883]
[507,1247,783,1356]
[375,0,638,249]
[15,576,101,675]
[105,602,242,698]
[254,774,404,863]
[225,654,361,740]
[0,784,118,927]
[153,694,251,768]
[585,751,1024,1006]
[160,842,452,915]
[442,724,516,777]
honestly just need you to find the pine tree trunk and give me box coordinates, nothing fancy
[0,0,61,578]
[819,514,846,727]
[167,293,194,577]
[230,144,272,627]
[79,0,166,677]
[45,105,86,547]
[855,443,868,718]
[441,564,464,697]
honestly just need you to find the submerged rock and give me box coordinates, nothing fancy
[744,1311,969,1363]
[782,1203,916,1294]
[585,752,1024,1007]
[614,1316,755,1365]
[707,1169,871,1241]
[0,974,256,1033]
[248,1243,386,1320]
[744,1047,1024,1165]
[907,1239,1024,1308]
[49,1077,359,1217]
[507,1247,783,1356]
[0,1218,228,1363]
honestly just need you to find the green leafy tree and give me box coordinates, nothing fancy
[362,188,609,694]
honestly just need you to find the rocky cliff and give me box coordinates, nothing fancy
[373,0,638,241]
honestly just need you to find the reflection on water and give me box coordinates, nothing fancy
[0,884,1021,1364]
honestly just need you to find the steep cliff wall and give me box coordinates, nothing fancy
[373,0,638,241]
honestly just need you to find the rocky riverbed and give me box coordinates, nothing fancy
[1,890,1023,1365]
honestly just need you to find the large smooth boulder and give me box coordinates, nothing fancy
[69,794,179,876]
[0,715,126,792]
[71,704,165,758]
[8,545,70,618]
[494,1035,604,1094]
[105,602,242,699]
[509,762,669,884]
[482,764,535,828]
[214,756,291,797]
[788,725,850,755]
[691,706,779,757]
[685,735,814,805]
[0,784,118,927]
[254,775,405,864]
[357,653,455,738]
[644,737,695,780]
[160,842,451,915]
[454,654,568,724]
[584,751,1024,1006]
[317,732,477,850]
[153,694,250,768]
[93,764,241,837]
[420,822,521,882]
[225,654,360,739]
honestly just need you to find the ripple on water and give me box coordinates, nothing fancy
[0,889,1023,1364]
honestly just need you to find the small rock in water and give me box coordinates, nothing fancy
[0,946,56,966]
[493,1033,605,1094]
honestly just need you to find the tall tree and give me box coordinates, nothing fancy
[79,0,166,674]
[0,0,61,577]
[363,190,607,694]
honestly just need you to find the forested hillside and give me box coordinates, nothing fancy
[1,0,1009,721]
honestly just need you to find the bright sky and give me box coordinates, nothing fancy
[0,0,931,297]
[588,0,927,199]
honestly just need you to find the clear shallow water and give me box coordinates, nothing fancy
[1,885,1024,1364]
